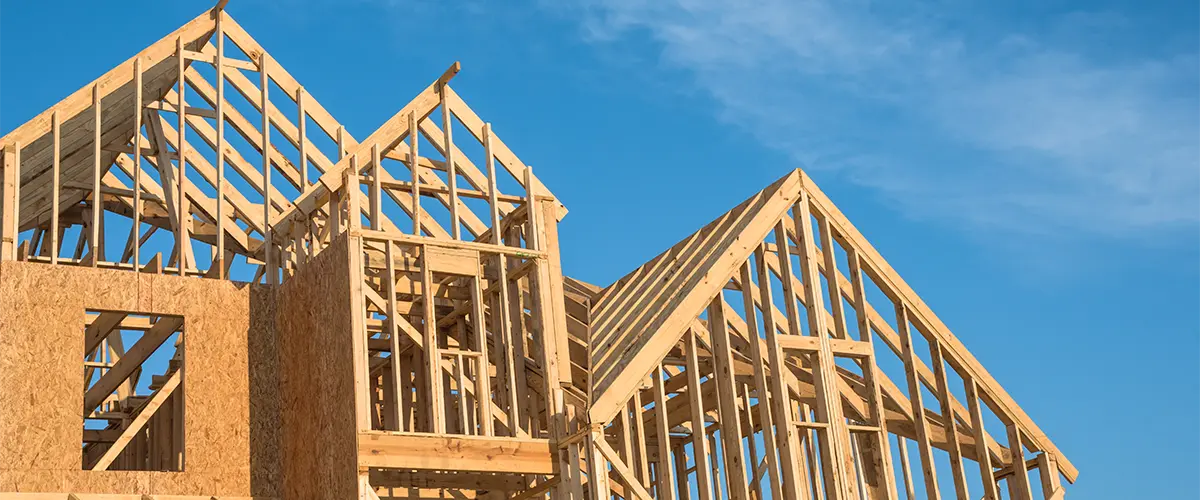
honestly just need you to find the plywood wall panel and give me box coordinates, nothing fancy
[0,261,280,497]
[0,469,66,492]
[58,471,150,492]
[277,234,358,500]
[248,286,281,498]
[0,261,99,472]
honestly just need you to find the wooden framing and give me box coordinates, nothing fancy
[0,4,1073,500]
[358,432,554,474]
[584,168,1076,499]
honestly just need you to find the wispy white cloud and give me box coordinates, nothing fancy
[560,0,1200,241]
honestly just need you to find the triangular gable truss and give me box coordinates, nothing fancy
[0,8,361,278]
[257,54,582,411]
[588,170,802,410]
[0,11,215,243]
[586,169,1075,500]
[0,0,577,382]
[0,7,592,496]
[0,5,563,284]
[0,7,382,472]
[0,6,1075,498]
[273,69,566,248]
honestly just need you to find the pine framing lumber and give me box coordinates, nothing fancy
[0,6,1076,497]
[735,261,784,500]
[589,172,803,423]
[91,369,182,471]
[706,298,752,500]
[595,436,654,500]
[792,195,856,500]
[82,316,183,416]
[797,171,1077,481]
[1,144,16,259]
[652,367,678,500]
[90,84,102,265]
[755,243,807,500]
[357,432,553,474]
[684,331,716,500]
[897,303,942,500]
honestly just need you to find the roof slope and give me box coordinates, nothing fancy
[0,10,217,232]
[585,167,1077,481]
[588,170,802,418]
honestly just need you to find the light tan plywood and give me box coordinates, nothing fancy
[275,234,357,500]
[0,4,1075,499]
[0,260,275,497]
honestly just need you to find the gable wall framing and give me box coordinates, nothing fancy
[582,170,1073,500]
[0,5,1073,500]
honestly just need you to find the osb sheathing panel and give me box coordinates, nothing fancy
[0,261,279,497]
[247,286,281,497]
[277,234,358,500]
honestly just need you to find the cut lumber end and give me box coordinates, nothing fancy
[438,62,463,86]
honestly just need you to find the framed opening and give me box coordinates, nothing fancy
[81,310,185,471]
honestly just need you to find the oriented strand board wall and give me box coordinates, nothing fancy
[248,285,281,497]
[0,261,279,497]
[277,234,358,500]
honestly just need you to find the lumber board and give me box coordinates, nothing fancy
[357,432,554,474]
[0,4,1076,497]
[2,14,216,233]
[589,170,802,423]
[797,170,1077,481]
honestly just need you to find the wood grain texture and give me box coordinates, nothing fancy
[0,2,1076,495]
[0,260,275,496]
[275,234,357,500]
[588,170,802,422]
[357,432,554,474]
[0,11,217,233]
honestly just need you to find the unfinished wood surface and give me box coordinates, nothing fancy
[357,432,554,474]
[0,5,1074,499]
[0,260,275,496]
[588,171,803,423]
[275,234,358,500]
[0,12,215,232]
[584,168,1075,499]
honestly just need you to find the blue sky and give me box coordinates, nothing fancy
[2,0,1197,496]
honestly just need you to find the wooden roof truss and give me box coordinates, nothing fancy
[583,170,1074,500]
[0,5,1073,500]
[0,7,559,284]
[0,6,581,497]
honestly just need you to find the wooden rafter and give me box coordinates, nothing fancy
[0,6,1073,499]
[586,168,1075,500]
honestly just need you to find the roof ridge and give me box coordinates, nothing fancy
[588,169,803,422]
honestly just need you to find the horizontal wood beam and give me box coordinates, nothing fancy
[368,469,529,491]
[357,432,554,474]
